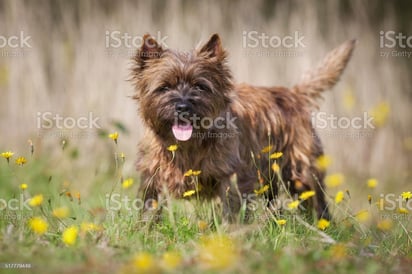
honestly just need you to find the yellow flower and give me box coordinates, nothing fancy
[329,243,347,260]
[20,183,28,190]
[276,219,287,226]
[299,190,315,201]
[81,222,103,232]
[367,178,378,188]
[335,191,344,204]
[122,178,134,189]
[167,144,178,152]
[15,156,27,166]
[29,194,44,207]
[356,210,370,222]
[28,217,48,235]
[183,190,196,197]
[62,226,78,246]
[343,87,356,110]
[269,152,283,159]
[192,170,202,176]
[317,218,330,230]
[325,173,344,188]
[198,220,208,232]
[287,200,300,210]
[132,252,155,272]
[271,163,280,173]
[261,145,273,153]
[377,219,393,231]
[198,235,237,270]
[52,207,70,219]
[119,152,125,161]
[1,151,14,159]
[369,101,390,128]
[184,169,193,177]
[401,191,412,201]
[398,208,409,214]
[108,131,119,143]
[161,251,182,270]
[254,185,269,195]
[316,155,332,171]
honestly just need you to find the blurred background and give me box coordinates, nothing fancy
[0,0,411,195]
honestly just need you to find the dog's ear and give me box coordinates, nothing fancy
[199,33,226,60]
[134,34,163,70]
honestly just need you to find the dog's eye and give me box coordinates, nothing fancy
[194,84,210,92]
[155,86,170,93]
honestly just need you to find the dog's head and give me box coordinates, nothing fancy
[132,34,233,142]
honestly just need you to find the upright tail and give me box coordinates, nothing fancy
[292,39,356,108]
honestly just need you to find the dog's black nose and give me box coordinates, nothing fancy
[175,103,190,113]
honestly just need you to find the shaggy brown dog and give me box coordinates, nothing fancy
[132,34,355,221]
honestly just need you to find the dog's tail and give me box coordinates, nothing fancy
[292,40,356,108]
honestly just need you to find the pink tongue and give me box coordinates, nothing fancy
[172,124,193,141]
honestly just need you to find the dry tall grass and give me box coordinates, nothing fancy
[0,0,410,188]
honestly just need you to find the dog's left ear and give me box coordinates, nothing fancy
[134,34,164,70]
[199,33,226,60]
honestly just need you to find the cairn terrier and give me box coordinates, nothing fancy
[132,33,355,221]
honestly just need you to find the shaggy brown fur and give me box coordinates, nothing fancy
[132,34,355,221]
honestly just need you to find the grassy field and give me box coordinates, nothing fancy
[0,134,411,274]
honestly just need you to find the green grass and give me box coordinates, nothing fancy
[0,141,411,274]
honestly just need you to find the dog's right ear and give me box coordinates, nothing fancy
[134,34,163,71]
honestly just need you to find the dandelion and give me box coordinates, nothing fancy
[294,180,304,190]
[269,152,283,159]
[377,219,393,231]
[161,251,182,270]
[167,144,178,152]
[401,191,412,201]
[356,210,369,222]
[276,219,287,226]
[75,191,81,205]
[20,183,28,190]
[132,252,155,272]
[317,218,330,230]
[271,163,280,173]
[28,217,48,235]
[29,194,44,207]
[122,178,134,189]
[369,101,390,127]
[81,222,103,233]
[62,226,78,246]
[367,178,378,188]
[198,235,237,270]
[52,207,70,219]
[343,87,356,111]
[254,185,269,195]
[299,190,315,201]
[15,156,27,166]
[325,173,344,188]
[66,191,73,201]
[287,200,300,210]
[198,220,208,232]
[108,132,119,144]
[316,155,332,171]
[183,190,196,197]
[261,145,273,153]
[184,169,193,177]
[192,170,202,176]
[335,191,344,204]
[398,208,409,214]
[330,243,347,260]
[1,151,14,163]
